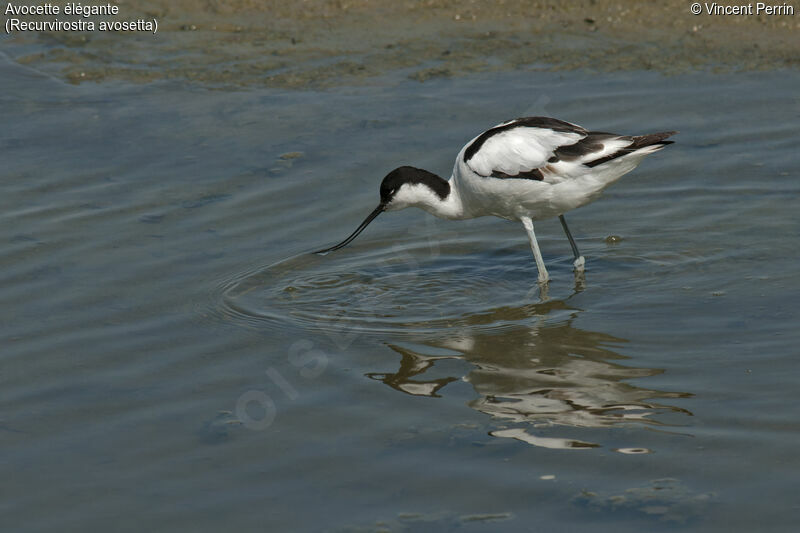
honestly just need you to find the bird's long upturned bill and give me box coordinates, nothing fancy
[314,204,384,254]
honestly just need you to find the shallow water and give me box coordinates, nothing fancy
[2,55,799,531]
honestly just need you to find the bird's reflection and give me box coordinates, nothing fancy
[367,298,692,450]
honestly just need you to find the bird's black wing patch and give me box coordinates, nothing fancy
[548,132,619,163]
[490,168,544,181]
[464,116,587,163]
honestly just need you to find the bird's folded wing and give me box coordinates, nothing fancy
[464,117,671,182]
[464,117,587,180]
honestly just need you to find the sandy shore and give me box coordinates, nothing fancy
[3,0,799,87]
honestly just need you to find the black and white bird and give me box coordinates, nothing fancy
[316,117,676,282]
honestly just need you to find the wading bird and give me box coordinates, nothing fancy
[315,116,676,282]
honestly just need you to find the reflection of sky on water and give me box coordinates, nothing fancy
[368,299,692,450]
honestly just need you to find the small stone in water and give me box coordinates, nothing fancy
[605,235,623,244]
[279,151,304,160]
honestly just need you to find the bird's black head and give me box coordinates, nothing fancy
[313,166,449,255]
[379,166,450,207]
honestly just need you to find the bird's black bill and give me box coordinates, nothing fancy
[313,204,384,254]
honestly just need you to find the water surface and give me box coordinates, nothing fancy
[2,57,799,531]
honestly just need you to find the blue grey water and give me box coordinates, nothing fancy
[2,53,799,531]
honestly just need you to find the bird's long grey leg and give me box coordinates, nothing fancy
[559,214,585,271]
[521,216,549,283]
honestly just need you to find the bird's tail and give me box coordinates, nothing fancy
[585,131,677,168]
[630,131,678,151]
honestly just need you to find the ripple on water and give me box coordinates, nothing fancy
[213,232,728,337]
[215,240,584,336]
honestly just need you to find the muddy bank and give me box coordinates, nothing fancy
[2,0,798,87]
